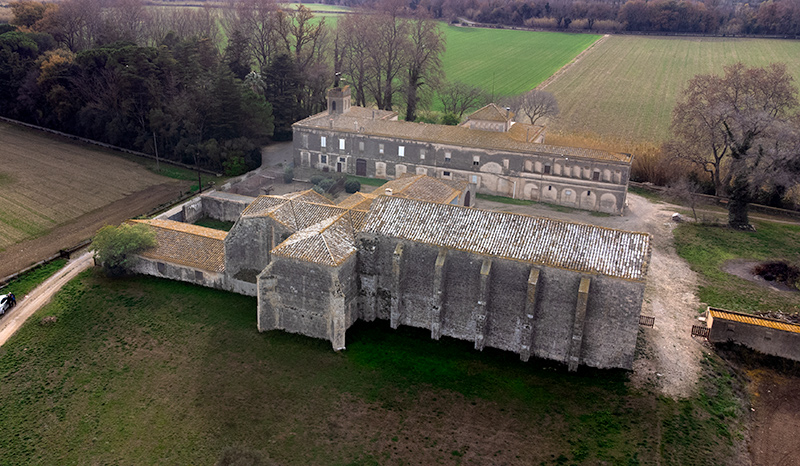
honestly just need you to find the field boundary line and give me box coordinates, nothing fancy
[537,34,609,91]
[0,116,221,176]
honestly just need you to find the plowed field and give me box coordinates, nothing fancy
[0,122,188,276]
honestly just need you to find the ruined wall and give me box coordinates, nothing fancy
[257,255,359,349]
[133,257,258,297]
[183,193,255,224]
[356,233,645,370]
[708,314,800,362]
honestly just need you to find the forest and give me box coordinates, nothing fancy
[0,0,447,173]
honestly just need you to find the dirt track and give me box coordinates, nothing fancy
[0,180,187,279]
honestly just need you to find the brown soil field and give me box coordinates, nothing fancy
[747,368,800,466]
[0,122,189,277]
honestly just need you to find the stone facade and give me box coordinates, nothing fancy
[131,176,651,371]
[293,87,633,214]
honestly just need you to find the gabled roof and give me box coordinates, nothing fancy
[271,211,359,267]
[132,219,226,273]
[283,189,334,205]
[337,175,467,211]
[361,196,651,281]
[467,103,513,122]
[294,107,630,163]
[241,192,347,231]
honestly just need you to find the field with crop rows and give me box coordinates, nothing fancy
[441,27,599,101]
[545,35,800,144]
[0,123,172,251]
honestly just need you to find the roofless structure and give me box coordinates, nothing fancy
[130,175,650,371]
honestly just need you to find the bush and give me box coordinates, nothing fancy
[283,166,294,184]
[594,20,622,31]
[569,19,590,30]
[318,178,335,192]
[345,179,361,193]
[524,17,558,29]
[310,174,325,185]
[752,261,800,286]
[223,156,248,176]
[312,185,325,194]
[91,223,157,276]
[440,113,460,126]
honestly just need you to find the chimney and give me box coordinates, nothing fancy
[385,188,393,196]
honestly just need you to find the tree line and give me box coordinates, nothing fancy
[342,0,800,36]
[0,0,465,172]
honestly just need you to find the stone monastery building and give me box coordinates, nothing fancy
[292,86,633,214]
[131,173,651,371]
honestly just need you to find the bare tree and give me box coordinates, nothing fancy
[223,0,283,72]
[364,9,410,110]
[337,13,375,107]
[505,89,559,125]
[438,81,487,118]
[666,62,800,228]
[403,11,444,121]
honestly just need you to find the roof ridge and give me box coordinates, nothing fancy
[132,219,227,241]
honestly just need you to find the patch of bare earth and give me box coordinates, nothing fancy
[747,369,800,466]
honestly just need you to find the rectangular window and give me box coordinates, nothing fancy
[398,146,405,157]
[321,154,327,164]
[444,152,451,162]
[420,149,426,160]
[443,171,451,177]
[321,136,327,147]
[302,134,308,148]
[592,171,600,181]
[359,141,364,152]
[339,157,346,162]
[195,270,204,281]
[339,138,345,150]
[543,165,551,174]
[379,144,384,154]
[470,175,478,184]
[473,155,480,166]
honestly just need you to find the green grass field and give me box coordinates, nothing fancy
[0,271,744,465]
[674,220,800,313]
[547,35,800,143]
[441,27,600,103]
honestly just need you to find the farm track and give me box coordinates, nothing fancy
[0,180,186,279]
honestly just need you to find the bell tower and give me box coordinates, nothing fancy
[327,85,351,115]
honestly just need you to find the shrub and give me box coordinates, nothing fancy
[594,20,622,31]
[318,178,335,192]
[312,185,325,194]
[752,261,800,286]
[310,174,325,185]
[345,179,361,193]
[524,17,558,29]
[440,113,460,125]
[91,223,157,276]
[283,166,294,184]
[569,19,590,30]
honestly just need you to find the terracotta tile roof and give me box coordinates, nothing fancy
[283,189,334,205]
[338,192,376,210]
[131,219,226,273]
[361,196,651,281]
[467,103,514,122]
[241,196,288,217]
[271,212,359,266]
[294,108,631,163]
[241,194,347,230]
[709,307,800,335]
[384,175,461,204]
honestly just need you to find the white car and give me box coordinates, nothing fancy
[0,293,14,316]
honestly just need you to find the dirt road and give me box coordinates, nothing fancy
[0,181,187,279]
[0,252,93,346]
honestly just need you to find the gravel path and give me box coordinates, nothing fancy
[0,252,93,346]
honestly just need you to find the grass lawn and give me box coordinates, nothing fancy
[547,35,800,144]
[193,217,235,232]
[1,259,67,296]
[441,27,600,106]
[347,175,387,187]
[0,271,744,465]
[674,220,800,314]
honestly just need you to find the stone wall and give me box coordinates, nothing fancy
[293,126,629,214]
[708,310,800,362]
[257,255,359,349]
[183,192,255,224]
[355,233,645,370]
[132,257,256,297]
[225,217,292,280]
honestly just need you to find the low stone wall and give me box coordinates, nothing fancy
[707,308,800,362]
[183,192,255,224]
[133,258,257,297]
